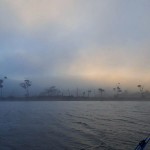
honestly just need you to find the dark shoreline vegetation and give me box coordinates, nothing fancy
[1,77,150,100]
[0,96,150,101]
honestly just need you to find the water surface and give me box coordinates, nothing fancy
[0,101,149,150]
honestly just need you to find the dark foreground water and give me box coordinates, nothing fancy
[0,101,149,150]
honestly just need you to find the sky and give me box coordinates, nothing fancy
[0,0,150,94]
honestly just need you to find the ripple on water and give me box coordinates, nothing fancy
[0,101,149,150]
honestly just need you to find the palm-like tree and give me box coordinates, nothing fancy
[20,79,32,97]
[0,76,7,98]
[137,85,144,98]
[98,88,105,97]
[113,83,122,98]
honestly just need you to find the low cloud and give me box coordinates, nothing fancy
[0,0,150,90]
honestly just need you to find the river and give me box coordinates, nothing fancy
[0,101,149,150]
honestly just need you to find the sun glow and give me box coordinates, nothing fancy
[65,46,150,89]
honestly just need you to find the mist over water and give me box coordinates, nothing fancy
[0,100,149,150]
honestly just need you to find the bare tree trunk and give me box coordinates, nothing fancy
[0,88,2,98]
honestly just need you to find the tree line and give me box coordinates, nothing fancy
[0,76,148,99]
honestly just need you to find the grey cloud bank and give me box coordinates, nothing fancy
[0,0,150,91]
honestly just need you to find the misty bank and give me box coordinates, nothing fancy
[0,96,150,101]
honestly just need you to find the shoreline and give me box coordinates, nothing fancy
[0,96,150,101]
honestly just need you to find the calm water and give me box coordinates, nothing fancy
[0,101,149,150]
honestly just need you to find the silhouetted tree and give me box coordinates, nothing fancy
[98,88,105,97]
[117,87,122,97]
[45,86,61,96]
[20,79,32,97]
[137,85,144,98]
[113,88,116,97]
[0,76,7,98]
[117,86,122,93]
[113,83,122,98]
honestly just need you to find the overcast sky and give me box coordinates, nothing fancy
[0,0,150,91]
